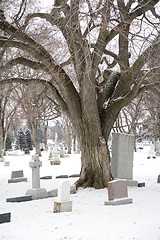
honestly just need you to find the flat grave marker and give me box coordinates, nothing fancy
[0,213,11,224]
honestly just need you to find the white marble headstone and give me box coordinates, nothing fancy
[57,180,71,202]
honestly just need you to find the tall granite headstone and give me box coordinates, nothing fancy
[111,133,137,186]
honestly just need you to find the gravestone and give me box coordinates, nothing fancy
[60,143,65,158]
[147,142,156,159]
[40,176,52,180]
[8,170,27,183]
[50,133,61,165]
[104,179,133,205]
[26,154,47,200]
[69,174,80,178]
[24,148,30,154]
[29,155,42,189]
[48,145,53,159]
[6,195,32,203]
[138,182,145,187]
[156,140,160,156]
[111,133,138,186]
[53,180,72,213]
[4,160,10,166]
[0,213,11,224]
[56,175,68,179]
[11,170,24,178]
[157,174,160,183]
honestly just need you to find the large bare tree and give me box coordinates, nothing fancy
[0,0,160,188]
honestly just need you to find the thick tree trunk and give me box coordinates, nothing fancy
[76,134,112,189]
[0,124,3,158]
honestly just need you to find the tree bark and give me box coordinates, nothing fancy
[76,135,112,189]
[31,121,41,156]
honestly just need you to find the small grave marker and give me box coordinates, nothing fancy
[138,182,145,187]
[0,213,11,224]
[26,154,47,199]
[11,170,24,179]
[147,143,156,159]
[40,176,52,180]
[104,179,133,205]
[157,175,160,183]
[54,180,72,213]
[8,170,27,183]
[29,154,42,189]
[56,175,68,179]
[6,195,32,203]
[50,133,61,165]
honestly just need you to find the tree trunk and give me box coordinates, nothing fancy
[76,136,112,189]
[32,122,41,156]
[0,124,3,158]
[43,124,48,151]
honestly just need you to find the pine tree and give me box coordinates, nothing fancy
[5,134,12,150]
[18,128,27,150]
[25,129,33,150]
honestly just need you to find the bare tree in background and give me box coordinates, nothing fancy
[0,0,160,188]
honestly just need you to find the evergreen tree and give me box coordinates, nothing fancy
[25,129,33,150]
[5,134,12,150]
[18,128,27,150]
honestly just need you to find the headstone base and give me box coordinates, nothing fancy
[8,177,27,183]
[26,188,48,200]
[53,201,72,213]
[104,197,133,206]
[50,159,61,165]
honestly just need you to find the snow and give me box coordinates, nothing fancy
[0,146,160,240]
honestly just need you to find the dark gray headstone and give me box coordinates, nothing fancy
[11,170,24,179]
[157,175,160,183]
[56,175,68,179]
[40,176,52,180]
[24,148,30,154]
[0,213,11,224]
[6,195,32,203]
[138,182,145,187]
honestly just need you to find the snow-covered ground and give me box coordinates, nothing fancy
[0,146,160,240]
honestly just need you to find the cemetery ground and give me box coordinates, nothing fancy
[0,146,160,240]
